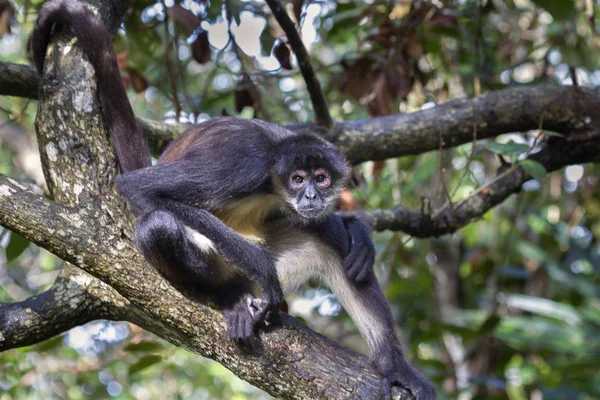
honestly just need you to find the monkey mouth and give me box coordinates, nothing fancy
[297,207,327,219]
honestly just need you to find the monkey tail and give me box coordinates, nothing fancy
[32,0,151,173]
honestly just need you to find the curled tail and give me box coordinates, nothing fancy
[32,0,150,172]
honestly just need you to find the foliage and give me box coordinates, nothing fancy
[1,0,599,399]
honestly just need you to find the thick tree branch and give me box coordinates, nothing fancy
[333,84,600,163]
[265,0,333,129]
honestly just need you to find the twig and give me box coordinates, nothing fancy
[173,23,199,119]
[161,0,182,121]
[265,0,333,129]
[570,66,578,87]
[473,0,482,96]
[437,132,454,220]
[524,112,545,158]
[450,124,478,200]
[586,0,596,34]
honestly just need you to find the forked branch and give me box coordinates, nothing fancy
[347,139,600,236]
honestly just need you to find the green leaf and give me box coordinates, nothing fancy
[530,0,575,20]
[6,232,30,262]
[495,316,589,353]
[124,342,165,353]
[502,294,581,325]
[128,355,162,376]
[520,159,547,180]
[480,140,529,157]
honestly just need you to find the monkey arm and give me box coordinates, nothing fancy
[342,216,376,283]
[116,159,271,216]
[318,215,375,284]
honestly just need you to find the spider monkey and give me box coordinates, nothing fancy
[32,1,436,398]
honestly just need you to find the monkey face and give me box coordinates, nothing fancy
[270,134,350,222]
[283,167,339,220]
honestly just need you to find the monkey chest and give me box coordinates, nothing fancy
[214,194,281,245]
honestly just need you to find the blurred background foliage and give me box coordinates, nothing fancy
[0,0,599,399]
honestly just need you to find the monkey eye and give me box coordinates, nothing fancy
[293,175,304,184]
[315,174,326,183]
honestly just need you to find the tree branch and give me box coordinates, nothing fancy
[345,139,600,236]
[333,84,600,163]
[0,62,39,99]
[265,0,333,129]
[4,60,600,163]
[0,264,126,350]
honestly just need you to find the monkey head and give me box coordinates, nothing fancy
[272,134,349,222]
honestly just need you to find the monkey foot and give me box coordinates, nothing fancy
[381,376,437,400]
[375,350,437,400]
[223,295,263,342]
[247,297,280,327]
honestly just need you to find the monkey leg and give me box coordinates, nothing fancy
[156,202,283,324]
[266,223,436,400]
[351,277,437,400]
[135,210,264,341]
[135,209,220,283]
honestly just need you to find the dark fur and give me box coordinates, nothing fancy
[32,1,435,398]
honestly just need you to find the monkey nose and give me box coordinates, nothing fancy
[304,192,317,200]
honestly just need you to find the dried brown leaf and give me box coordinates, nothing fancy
[338,189,359,211]
[235,73,260,112]
[338,57,379,100]
[0,0,14,38]
[117,51,128,70]
[167,4,201,33]
[291,0,304,24]
[191,30,211,64]
[126,67,149,93]
[273,39,292,70]
[427,10,458,28]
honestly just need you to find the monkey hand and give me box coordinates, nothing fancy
[373,348,437,400]
[342,217,375,284]
[320,215,375,284]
